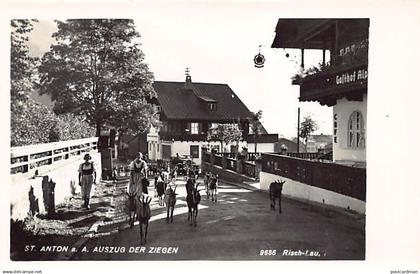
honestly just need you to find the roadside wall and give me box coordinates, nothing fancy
[11,152,102,220]
[260,171,365,214]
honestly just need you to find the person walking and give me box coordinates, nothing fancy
[128,152,148,197]
[78,153,97,209]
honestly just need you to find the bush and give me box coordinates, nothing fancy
[11,99,95,146]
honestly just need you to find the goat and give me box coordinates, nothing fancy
[155,175,166,206]
[186,182,201,227]
[208,174,218,202]
[126,191,138,228]
[136,195,152,245]
[186,177,195,195]
[142,178,150,194]
[164,184,178,223]
[269,180,286,214]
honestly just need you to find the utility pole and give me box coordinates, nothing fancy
[297,107,300,153]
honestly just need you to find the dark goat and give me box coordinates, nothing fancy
[137,195,152,245]
[208,174,218,202]
[186,178,195,195]
[164,184,178,223]
[156,175,166,206]
[126,191,138,228]
[142,178,150,194]
[269,180,286,213]
[187,182,201,227]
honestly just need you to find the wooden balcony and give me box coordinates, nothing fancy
[297,61,367,106]
[294,39,368,107]
[159,132,208,142]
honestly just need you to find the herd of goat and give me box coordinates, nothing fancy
[123,168,286,245]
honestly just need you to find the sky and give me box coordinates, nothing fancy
[27,3,333,139]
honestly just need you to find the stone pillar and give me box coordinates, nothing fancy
[201,147,208,159]
[28,185,39,216]
[236,158,244,174]
[222,154,227,169]
[254,160,262,180]
[42,175,56,217]
[100,148,113,180]
[210,150,216,165]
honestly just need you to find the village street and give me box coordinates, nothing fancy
[65,176,365,260]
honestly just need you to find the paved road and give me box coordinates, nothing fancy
[70,176,365,260]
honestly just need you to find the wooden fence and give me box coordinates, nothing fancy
[10,137,98,177]
[261,153,366,201]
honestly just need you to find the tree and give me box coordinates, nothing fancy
[299,115,319,151]
[38,19,157,137]
[11,19,38,103]
[10,20,97,146]
[11,99,58,146]
[10,19,56,146]
[249,110,263,153]
[207,124,242,153]
[51,113,96,142]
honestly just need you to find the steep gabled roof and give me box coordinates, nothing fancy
[153,81,253,121]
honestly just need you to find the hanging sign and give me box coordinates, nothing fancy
[335,67,368,85]
[254,53,265,68]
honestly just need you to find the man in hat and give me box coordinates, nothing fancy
[78,153,97,209]
[128,152,148,197]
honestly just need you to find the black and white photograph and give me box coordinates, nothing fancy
[1,0,420,273]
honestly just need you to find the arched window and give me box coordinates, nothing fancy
[348,111,365,148]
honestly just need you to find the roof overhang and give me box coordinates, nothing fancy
[271,18,369,50]
[271,19,333,49]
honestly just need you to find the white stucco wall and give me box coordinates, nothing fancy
[171,141,203,163]
[333,94,367,163]
[246,143,276,153]
[260,171,365,214]
[147,126,160,161]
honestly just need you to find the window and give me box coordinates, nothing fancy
[190,145,199,158]
[208,103,217,111]
[334,114,338,144]
[162,145,171,160]
[156,105,162,112]
[190,122,199,134]
[348,111,365,148]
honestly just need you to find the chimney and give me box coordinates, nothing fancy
[185,67,193,89]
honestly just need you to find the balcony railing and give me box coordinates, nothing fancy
[215,152,237,158]
[286,152,332,161]
[262,153,366,201]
